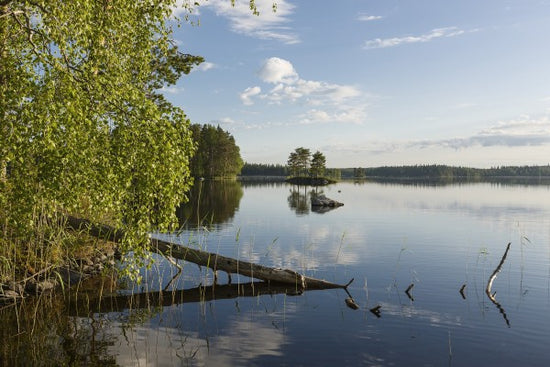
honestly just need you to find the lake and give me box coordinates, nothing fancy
[2,179,550,366]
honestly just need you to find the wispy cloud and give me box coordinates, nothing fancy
[363,26,472,49]
[357,13,383,22]
[428,115,550,149]
[299,105,367,125]
[323,115,550,154]
[239,86,262,105]
[193,61,216,72]
[160,86,184,94]
[190,0,299,44]
[170,0,200,17]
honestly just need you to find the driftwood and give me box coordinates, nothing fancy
[485,242,511,327]
[66,216,353,290]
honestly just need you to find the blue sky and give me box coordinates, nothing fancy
[167,0,550,168]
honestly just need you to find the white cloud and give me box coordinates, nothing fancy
[299,105,366,125]
[194,61,216,72]
[170,0,201,17]
[266,80,361,104]
[357,14,383,22]
[257,57,298,84]
[256,57,361,104]
[160,86,184,94]
[240,57,365,124]
[239,86,262,105]
[363,26,470,49]
[196,0,299,44]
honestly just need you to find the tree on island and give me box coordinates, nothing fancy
[310,151,327,178]
[286,147,327,178]
[353,167,366,178]
[287,147,311,177]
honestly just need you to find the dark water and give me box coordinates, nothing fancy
[2,180,550,366]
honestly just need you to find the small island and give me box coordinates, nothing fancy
[284,147,336,186]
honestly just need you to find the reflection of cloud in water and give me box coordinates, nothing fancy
[109,315,286,366]
[238,241,323,272]
[379,302,463,327]
[205,318,286,365]
[237,233,359,271]
[109,324,201,366]
[364,184,550,224]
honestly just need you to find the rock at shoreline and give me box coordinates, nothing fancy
[0,247,118,305]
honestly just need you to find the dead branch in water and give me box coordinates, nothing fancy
[459,284,466,299]
[405,283,414,301]
[369,305,382,318]
[486,242,511,327]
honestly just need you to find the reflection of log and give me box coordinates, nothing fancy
[66,216,353,290]
[486,242,511,327]
[67,281,337,315]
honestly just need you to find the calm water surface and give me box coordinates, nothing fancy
[2,180,550,366]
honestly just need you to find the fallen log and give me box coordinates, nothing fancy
[66,216,353,290]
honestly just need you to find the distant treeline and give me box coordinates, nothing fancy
[241,163,550,179]
[240,163,288,176]
[340,164,550,179]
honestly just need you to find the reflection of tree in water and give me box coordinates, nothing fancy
[176,179,243,228]
[287,186,320,215]
[0,276,300,366]
[0,278,119,366]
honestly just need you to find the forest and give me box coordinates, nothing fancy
[189,124,243,179]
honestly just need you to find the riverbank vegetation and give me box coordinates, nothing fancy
[1,1,204,287]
